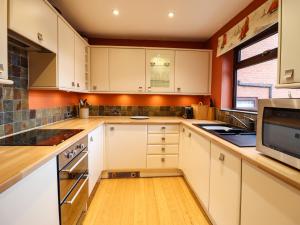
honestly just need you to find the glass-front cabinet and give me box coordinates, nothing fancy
[146,49,175,93]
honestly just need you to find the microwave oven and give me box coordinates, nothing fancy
[257,98,300,170]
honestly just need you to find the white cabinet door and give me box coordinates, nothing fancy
[75,35,86,91]
[175,50,211,94]
[279,0,300,85]
[58,17,75,89]
[88,125,104,195]
[0,158,59,225]
[106,124,147,169]
[109,48,145,92]
[90,47,109,92]
[146,49,175,93]
[179,126,191,172]
[209,143,241,225]
[189,130,210,210]
[9,0,57,53]
[241,161,300,225]
[0,0,7,80]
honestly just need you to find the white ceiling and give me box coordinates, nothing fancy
[51,0,253,41]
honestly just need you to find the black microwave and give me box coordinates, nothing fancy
[257,99,300,170]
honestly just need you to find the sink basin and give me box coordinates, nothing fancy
[193,124,256,147]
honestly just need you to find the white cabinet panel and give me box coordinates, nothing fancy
[58,17,75,89]
[147,145,178,155]
[278,0,300,86]
[209,142,241,225]
[0,158,59,225]
[147,155,178,168]
[0,0,7,80]
[241,161,300,225]
[148,124,179,134]
[175,50,211,94]
[106,124,147,169]
[148,133,179,145]
[9,0,57,53]
[109,48,145,92]
[90,47,109,91]
[75,35,87,91]
[146,49,175,93]
[88,125,104,195]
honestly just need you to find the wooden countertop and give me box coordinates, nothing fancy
[0,116,300,193]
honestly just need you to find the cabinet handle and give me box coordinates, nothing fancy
[93,85,97,90]
[219,153,225,162]
[77,83,80,88]
[161,137,165,142]
[284,69,294,79]
[72,82,75,87]
[182,128,185,132]
[161,126,166,130]
[90,136,94,142]
[37,32,43,41]
[177,87,181,92]
[110,127,114,131]
[138,86,143,92]
[147,87,151,91]
[161,158,165,163]
[188,133,192,138]
[0,64,3,74]
[161,147,165,152]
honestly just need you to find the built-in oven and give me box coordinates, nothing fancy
[57,136,89,225]
[257,98,300,170]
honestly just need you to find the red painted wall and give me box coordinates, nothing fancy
[204,0,268,108]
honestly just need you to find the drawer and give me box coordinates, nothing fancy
[148,134,179,144]
[147,145,179,155]
[147,155,178,168]
[148,124,179,134]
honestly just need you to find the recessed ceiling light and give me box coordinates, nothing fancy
[112,9,119,16]
[168,11,175,18]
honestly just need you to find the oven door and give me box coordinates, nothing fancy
[257,98,300,169]
[61,174,88,225]
[59,150,88,203]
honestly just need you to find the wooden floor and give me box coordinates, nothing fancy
[83,177,211,225]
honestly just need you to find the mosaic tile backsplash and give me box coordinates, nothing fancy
[88,105,185,117]
[0,44,77,137]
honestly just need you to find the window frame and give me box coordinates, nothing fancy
[233,23,278,111]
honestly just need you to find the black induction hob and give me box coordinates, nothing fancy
[0,129,83,146]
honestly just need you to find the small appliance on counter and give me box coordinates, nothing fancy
[79,99,89,119]
[183,106,194,119]
[257,98,300,170]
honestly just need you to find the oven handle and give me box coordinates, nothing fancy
[61,151,88,173]
[63,176,88,205]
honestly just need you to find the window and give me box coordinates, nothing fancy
[233,24,300,111]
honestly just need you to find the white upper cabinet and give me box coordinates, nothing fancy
[8,0,57,53]
[90,47,109,92]
[146,49,175,93]
[0,0,8,80]
[109,48,146,93]
[241,161,300,225]
[209,142,241,225]
[58,17,75,89]
[75,34,87,91]
[278,0,300,87]
[175,50,211,94]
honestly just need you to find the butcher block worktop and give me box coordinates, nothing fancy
[0,116,300,193]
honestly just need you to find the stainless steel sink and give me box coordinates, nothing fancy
[193,124,256,147]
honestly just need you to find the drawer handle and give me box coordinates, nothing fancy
[161,137,166,142]
[188,133,192,138]
[219,153,225,162]
[37,32,43,41]
[161,126,166,130]
[161,158,165,163]
[161,147,165,152]
[64,177,88,205]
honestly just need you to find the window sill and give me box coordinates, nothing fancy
[220,108,258,115]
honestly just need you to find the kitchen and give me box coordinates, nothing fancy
[0,0,300,225]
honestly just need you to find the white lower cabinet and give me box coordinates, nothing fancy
[241,161,300,225]
[88,125,104,195]
[209,142,241,225]
[180,126,210,210]
[0,158,59,225]
[106,124,147,169]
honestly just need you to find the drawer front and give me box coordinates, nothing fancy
[147,145,179,154]
[148,134,179,144]
[148,124,179,134]
[147,155,178,168]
